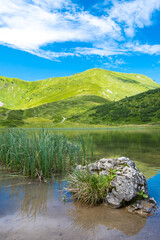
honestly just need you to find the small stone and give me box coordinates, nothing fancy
[127,198,157,217]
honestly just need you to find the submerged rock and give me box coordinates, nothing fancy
[77,157,156,216]
[127,198,157,217]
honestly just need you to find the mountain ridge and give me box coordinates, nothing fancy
[0,68,159,110]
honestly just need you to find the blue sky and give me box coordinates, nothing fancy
[0,0,160,83]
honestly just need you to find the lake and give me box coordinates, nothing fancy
[0,128,160,240]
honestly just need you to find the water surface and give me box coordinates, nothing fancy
[0,128,160,240]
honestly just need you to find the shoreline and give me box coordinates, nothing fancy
[0,124,160,130]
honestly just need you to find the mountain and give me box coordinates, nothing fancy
[0,68,159,110]
[0,68,160,128]
[1,88,160,128]
[72,88,160,125]
[0,95,109,127]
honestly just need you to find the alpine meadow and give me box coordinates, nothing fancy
[0,68,159,128]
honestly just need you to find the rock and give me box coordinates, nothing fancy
[127,198,157,217]
[77,157,156,216]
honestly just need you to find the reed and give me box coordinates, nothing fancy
[78,134,94,165]
[0,130,94,180]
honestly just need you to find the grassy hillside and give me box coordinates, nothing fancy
[1,89,160,128]
[0,68,159,110]
[0,95,109,127]
[73,88,160,125]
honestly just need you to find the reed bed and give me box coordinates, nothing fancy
[0,130,94,180]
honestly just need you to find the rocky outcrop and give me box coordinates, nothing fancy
[77,157,157,216]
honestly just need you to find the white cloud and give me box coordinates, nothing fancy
[0,0,121,52]
[74,42,160,58]
[109,0,160,37]
[103,57,126,69]
[75,46,126,57]
[114,58,126,65]
[32,0,71,10]
[0,0,160,59]
[126,42,160,55]
[28,49,75,60]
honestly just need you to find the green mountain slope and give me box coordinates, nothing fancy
[73,88,160,125]
[1,89,160,128]
[0,68,159,110]
[0,95,109,127]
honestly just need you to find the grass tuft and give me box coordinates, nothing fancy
[67,168,116,206]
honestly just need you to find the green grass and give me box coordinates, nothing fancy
[67,168,117,206]
[0,130,94,180]
[0,68,159,110]
[0,95,109,127]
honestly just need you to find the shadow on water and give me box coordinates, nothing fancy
[68,203,146,236]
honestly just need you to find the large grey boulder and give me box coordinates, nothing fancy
[77,157,149,208]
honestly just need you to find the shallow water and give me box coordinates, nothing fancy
[0,128,160,240]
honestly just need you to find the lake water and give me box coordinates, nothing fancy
[0,128,160,240]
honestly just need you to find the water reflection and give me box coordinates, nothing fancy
[0,172,64,220]
[56,128,160,178]
[1,128,160,178]
[68,203,146,236]
[0,171,147,237]
[0,128,160,239]
[0,171,160,239]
